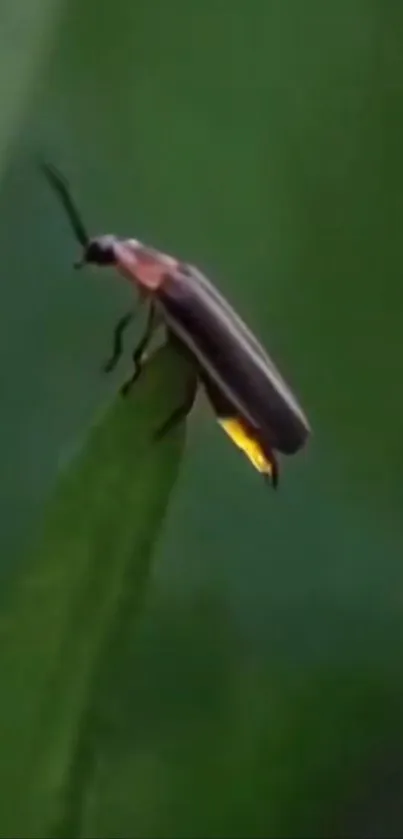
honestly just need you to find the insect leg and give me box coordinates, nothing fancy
[262,453,279,489]
[103,311,135,373]
[121,305,158,396]
[154,374,198,440]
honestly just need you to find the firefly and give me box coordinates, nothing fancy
[41,163,311,487]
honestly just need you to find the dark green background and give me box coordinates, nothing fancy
[2,0,403,835]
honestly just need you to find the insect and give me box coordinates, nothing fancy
[41,163,311,488]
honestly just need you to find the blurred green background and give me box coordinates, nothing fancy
[1,0,403,836]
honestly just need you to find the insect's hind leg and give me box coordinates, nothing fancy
[262,452,279,489]
[103,311,135,373]
[121,305,158,396]
[154,373,198,440]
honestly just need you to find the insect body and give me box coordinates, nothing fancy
[42,163,311,487]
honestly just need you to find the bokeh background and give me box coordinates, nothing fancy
[1,0,403,835]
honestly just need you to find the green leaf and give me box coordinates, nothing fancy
[0,343,190,839]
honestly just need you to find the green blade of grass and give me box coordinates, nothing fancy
[0,343,191,839]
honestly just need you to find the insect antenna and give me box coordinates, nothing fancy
[40,161,89,248]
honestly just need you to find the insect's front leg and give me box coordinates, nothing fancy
[121,304,159,396]
[103,311,135,373]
